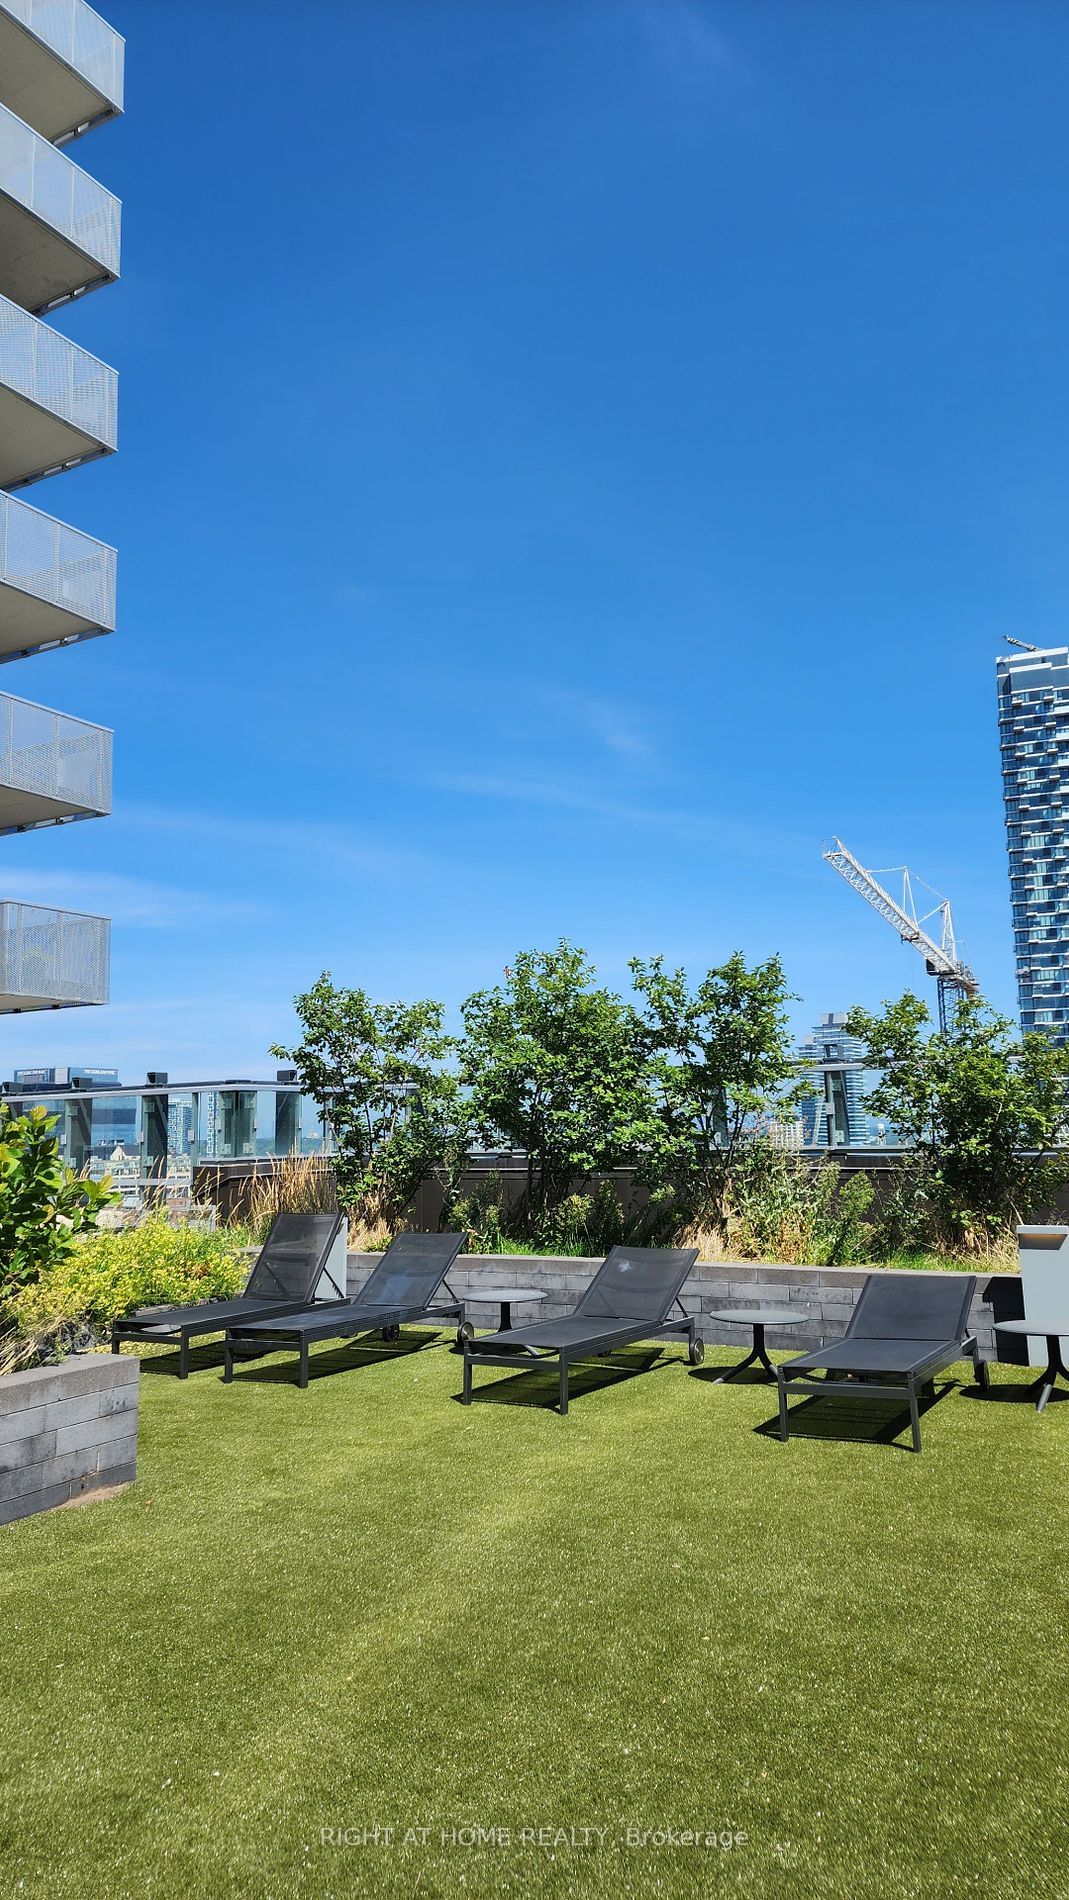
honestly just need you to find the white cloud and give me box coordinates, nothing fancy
[0,871,257,930]
[113,803,429,881]
[628,0,741,90]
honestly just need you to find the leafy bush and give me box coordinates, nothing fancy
[726,1142,875,1266]
[0,1103,118,1295]
[272,974,467,1228]
[448,1170,627,1257]
[460,942,650,1238]
[6,1217,250,1339]
[848,993,1069,1247]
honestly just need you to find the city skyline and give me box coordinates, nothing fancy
[4,0,1067,1073]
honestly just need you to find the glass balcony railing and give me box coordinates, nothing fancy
[0,898,108,1007]
[0,289,117,451]
[0,688,111,817]
[1,1,124,115]
[0,487,115,630]
[0,99,120,296]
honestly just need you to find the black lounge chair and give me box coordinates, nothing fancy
[110,1212,348,1378]
[461,1245,702,1415]
[775,1271,989,1452]
[222,1230,468,1388]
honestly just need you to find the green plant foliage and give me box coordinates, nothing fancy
[0,1103,119,1295]
[459,941,654,1240]
[630,952,805,1234]
[847,992,1069,1247]
[8,1217,250,1338]
[272,973,468,1229]
[724,1144,874,1266]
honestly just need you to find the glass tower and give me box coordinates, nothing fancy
[797,1013,889,1148]
[997,646,1069,1040]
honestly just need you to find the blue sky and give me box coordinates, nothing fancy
[6,0,1069,1077]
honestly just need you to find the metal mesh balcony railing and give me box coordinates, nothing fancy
[0,689,110,813]
[0,99,120,278]
[0,290,117,445]
[1,1,124,112]
[0,488,115,628]
[0,899,109,1006]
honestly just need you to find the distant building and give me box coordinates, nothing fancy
[997,645,1069,1040]
[7,1063,135,1154]
[797,1014,889,1148]
[13,1065,119,1091]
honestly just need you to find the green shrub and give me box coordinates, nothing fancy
[0,1103,118,1295]
[7,1217,250,1339]
[727,1143,876,1266]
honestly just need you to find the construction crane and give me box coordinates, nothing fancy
[822,836,979,1032]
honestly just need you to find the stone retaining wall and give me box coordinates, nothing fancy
[347,1253,1027,1360]
[0,1352,139,1528]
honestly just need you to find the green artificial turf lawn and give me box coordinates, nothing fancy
[1,1333,1067,1900]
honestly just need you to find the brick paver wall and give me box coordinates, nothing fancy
[348,1253,1025,1360]
[0,1352,139,1527]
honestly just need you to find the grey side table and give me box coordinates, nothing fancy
[993,1319,1069,1413]
[470,1287,548,1333]
[707,1306,808,1382]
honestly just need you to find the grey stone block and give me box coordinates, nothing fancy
[44,1391,105,1432]
[0,1404,48,1446]
[55,1408,137,1457]
[0,1429,56,1475]
[0,1480,74,1526]
[33,1447,108,1491]
[99,1383,139,1417]
[96,1456,136,1489]
[0,1354,138,1417]
[4,1458,72,1501]
[816,1300,857,1322]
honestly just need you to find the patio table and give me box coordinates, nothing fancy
[468,1286,548,1333]
[707,1306,808,1383]
[993,1319,1069,1413]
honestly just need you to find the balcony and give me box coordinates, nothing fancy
[0,688,110,830]
[0,100,119,312]
[0,1,123,144]
[0,488,114,658]
[0,898,108,1009]
[0,291,116,486]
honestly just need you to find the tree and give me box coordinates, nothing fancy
[272,974,466,1229]
[630,951,804,1233]
[846,992,1069,1247]
[459,942,654,1237]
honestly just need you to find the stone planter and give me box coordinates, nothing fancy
[347,1252,1025,1360]
[0,1351,139,1528]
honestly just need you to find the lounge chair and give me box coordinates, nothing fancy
[775,1271,989,1452]
[110,1212,348,1378]
[222,1230,468,1388]
[461,1245,702,1415]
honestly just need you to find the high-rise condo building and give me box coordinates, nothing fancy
[797,1013,889,1148]
[996,645,1069,1040]
[0,0,122,1016]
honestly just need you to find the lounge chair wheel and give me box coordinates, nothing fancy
[381,1324,401,1343]
[689,1337,705,1366]
[456,1321,475,1346]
